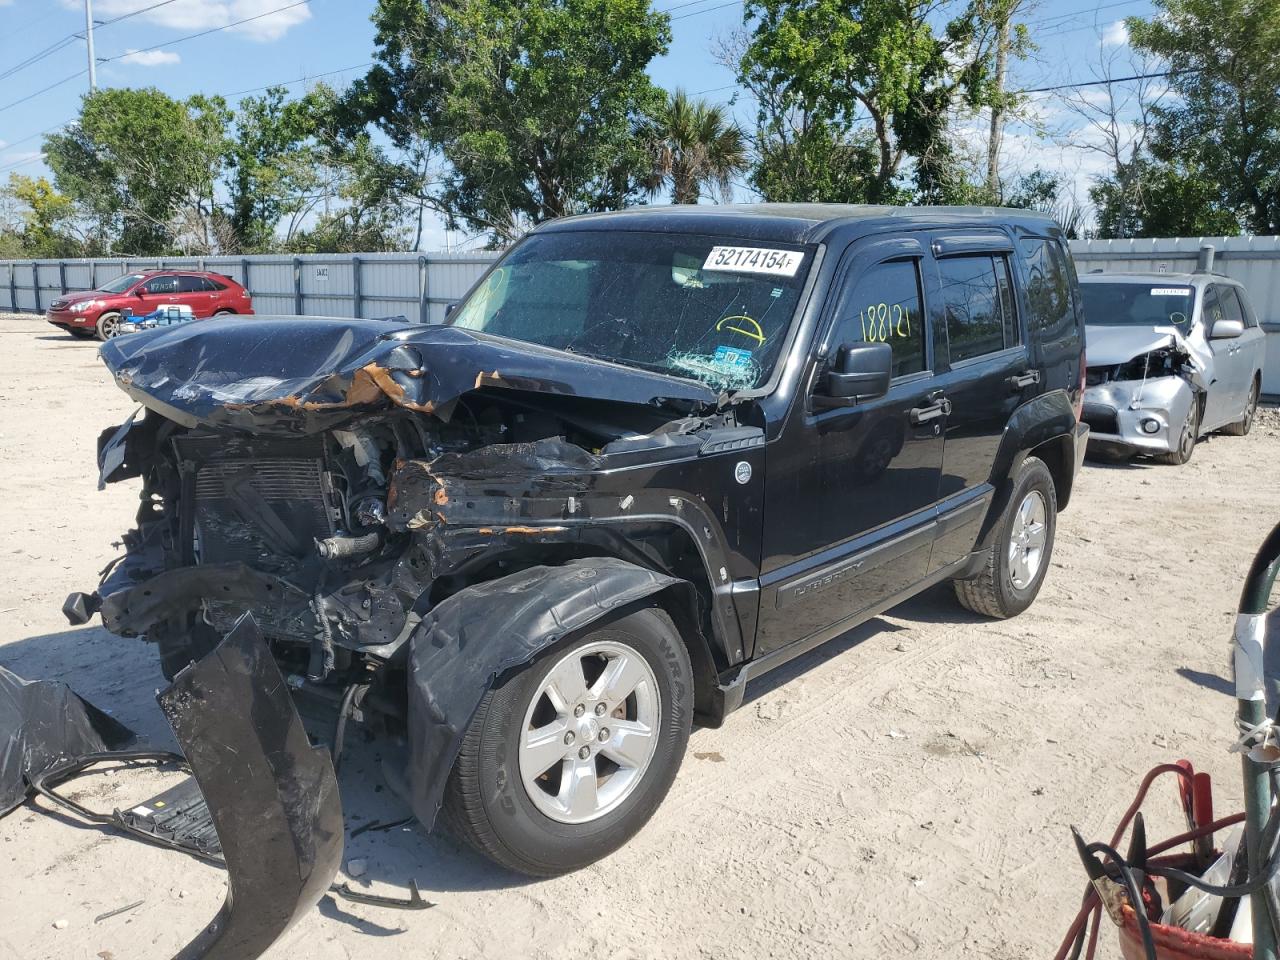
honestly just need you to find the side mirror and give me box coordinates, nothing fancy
[1210,318,1243,340]
[814,342,892,408]
[135,287,146,297]
[444,302,458,319]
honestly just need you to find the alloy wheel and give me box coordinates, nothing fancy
[518,640,660,825]
[1008,490,1048,590]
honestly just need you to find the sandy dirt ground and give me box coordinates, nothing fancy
[1,310,1278,960]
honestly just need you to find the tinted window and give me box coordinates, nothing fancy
[937,255,1014,363]
[1021,239,1074,339]
[206,276,228,290]
[1079,282,1194,333]
[143,275,179,294]
[177,275,208,293]
[829,259,926,379]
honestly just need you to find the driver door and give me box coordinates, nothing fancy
[755,236,945,655]
[136,274,180,314]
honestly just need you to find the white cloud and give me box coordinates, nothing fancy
[1100,20,1130,48]
[118,48,181,67]
[58,0,311,43]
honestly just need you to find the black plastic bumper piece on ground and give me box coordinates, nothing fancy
[158,613,344,960]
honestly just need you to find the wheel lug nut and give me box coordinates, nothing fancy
[578,746,590,760]
[573,704,585,718]
[598,728,609,742]
[564,731,575,745]
[594,702,607,716]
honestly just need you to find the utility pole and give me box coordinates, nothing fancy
[84,0,97,92]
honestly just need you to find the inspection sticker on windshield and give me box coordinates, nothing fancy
[704,246,804,277]
[1151,287,1192,296]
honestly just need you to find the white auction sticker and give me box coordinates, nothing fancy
[703,246,805,277]
[1150,287,1191,296]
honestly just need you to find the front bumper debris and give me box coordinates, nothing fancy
[156,613,345,960]
[1082,375,1196,456]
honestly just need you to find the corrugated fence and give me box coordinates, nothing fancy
[0,252,497,325]
[4,235,1279,394]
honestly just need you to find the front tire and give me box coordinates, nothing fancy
[1158,398,1201,464]
[1222,377,1260,437]
[954,456,1057,619]
[95,311,123,341]
[441,605,692,876]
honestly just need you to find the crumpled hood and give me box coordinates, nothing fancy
[99,316,718,435]
[1086,325,1187,366]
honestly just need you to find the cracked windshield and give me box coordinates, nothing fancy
[450,231,812,390]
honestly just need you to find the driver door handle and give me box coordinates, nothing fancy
[1008,370,1041,390]
[910,391,951,425]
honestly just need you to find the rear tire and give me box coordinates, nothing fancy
[954,456,1057,619]
[95,311,123,341]
[1222,378,1260,437]
[1158,398,1201,464]
[441,605,692,876]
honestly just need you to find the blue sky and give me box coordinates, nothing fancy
[0,0,1158,248]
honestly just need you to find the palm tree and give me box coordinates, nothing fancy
[644,90,747,204]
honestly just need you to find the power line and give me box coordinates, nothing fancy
[0,69,88,116]
[670,0,741,20]
[98,0,184,27]
[1019,67,1189,94]
[97,1,313,64]
[227,60,372,98]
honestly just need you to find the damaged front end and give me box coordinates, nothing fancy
[1081,325,1210,458]
[66,314,756,822]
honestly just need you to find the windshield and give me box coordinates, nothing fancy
[97,273,144,294]
[450,230,813,390]
[1080,281,1194,334]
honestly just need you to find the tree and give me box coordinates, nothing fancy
[44,88,231,254]
[226,87,323,252]
[0,174,82,257]
[353,0,671,243]
[1091,157,1242,237]
[737,0,1011,203]
[1128,0,1280,233]
[642,90,746,204]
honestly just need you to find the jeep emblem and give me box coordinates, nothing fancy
[734,461,752,485]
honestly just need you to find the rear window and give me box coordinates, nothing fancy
[1079,282,1193,334]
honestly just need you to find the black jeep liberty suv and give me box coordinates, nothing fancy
[67,204,1089,876]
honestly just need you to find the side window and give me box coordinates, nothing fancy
[829,259,926,379]
[937,255,1015,364]
[176,275,207,293]
[1220,287,1247,326]
[1020,239,1074,339]
[1202,286,1225,328]
[205,276,227,291]
[143,275,179,295]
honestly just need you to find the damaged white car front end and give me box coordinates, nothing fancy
[1082,325,1210,459]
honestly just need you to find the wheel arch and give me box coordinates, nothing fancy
[976,389,1077,553]
[404,556,714,832]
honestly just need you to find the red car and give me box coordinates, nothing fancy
[46,270,254,341]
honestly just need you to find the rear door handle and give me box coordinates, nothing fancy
[910,394,951,425]
[1008,370,1041,390]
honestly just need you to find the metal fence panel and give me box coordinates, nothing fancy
[0,251,501,323]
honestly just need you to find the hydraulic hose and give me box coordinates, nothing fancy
[316,529,384,560]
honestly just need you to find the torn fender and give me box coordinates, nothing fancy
[160,613,343,960]
[0,666,134,817]
[406,557,693,829]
